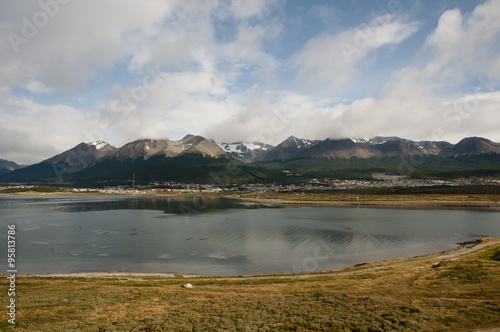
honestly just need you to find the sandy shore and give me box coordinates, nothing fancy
[20,272,212,279]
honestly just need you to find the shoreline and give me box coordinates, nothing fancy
[225,196,500,208]
[14,238,492,279]
[2,191,500,208]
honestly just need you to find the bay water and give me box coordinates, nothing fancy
[1,195,499,275]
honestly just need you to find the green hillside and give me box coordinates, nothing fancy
[72,153,292,185]
[255,154,500,180]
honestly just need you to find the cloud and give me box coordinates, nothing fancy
[0,94,102,164]
[287,0,500,144]
[95,57,271,148]
[317,1,500,143]
[425,9,463,49]
[333,91,500,143]
[205,1,500,145]
[346,0,500,142]
[203,86,343,144]
[291,14,420,90]
[205,85,500,146]
[1,0,500,166]
[1,0,178,89]
[0,0,284,163]
[213,0,282,19]
[421,0,500,85]
[232,0,272,18]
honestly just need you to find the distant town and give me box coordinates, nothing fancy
[2,176,499,196]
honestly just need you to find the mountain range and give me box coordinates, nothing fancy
[218,136,500,162]
[1,135,499,185]
[214,141,274,163]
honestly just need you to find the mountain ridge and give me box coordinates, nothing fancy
[0,159,22,176]
[259,136,500,161]
[250,136,320,162]
[45,140,117,166]
[1,135,499,184]
[214,136,500,162]
[215,141,274,163]
[112,135,226,161]
[0,141,117,182]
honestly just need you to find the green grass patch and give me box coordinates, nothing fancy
[437,262,487,283]
[490,249,500,261]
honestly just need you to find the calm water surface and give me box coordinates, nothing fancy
[1,195,499,275]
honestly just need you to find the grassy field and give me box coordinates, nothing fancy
[1,238,499,331]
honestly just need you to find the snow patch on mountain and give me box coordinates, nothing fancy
[292,137,317,148]
[214,141,274,162]
[89,140,108,150]
[293,137,301,148]
[217,142,271,153]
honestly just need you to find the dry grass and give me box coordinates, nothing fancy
[1,238,499,331]
[233,191,500,207]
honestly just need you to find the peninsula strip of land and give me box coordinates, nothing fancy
[225,185,500,208]
[2,185,500,208]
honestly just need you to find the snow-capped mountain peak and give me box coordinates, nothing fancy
[88,140,108,150]
[350,138,367,144]
[215,141,274,162]
[285,136,317,149]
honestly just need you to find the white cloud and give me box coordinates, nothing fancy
[292,14,420,90]
[97,68,243,147]
[296,0,500,144]
[337,91,500,143]
[204,85,500,146]
[215,20,282,85]
[202,1,500,146]
[0,95,103,164]
[25,79,52,94]
[0,0,285,163]
[232,0,267,18]
[1,0,177,89]
[231,0,282,19]
[425,9,463,49]
[1,0,500,166]
[422,0,500,84]
[204,86,343,144]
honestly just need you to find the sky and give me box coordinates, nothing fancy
[1,0,500,164]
